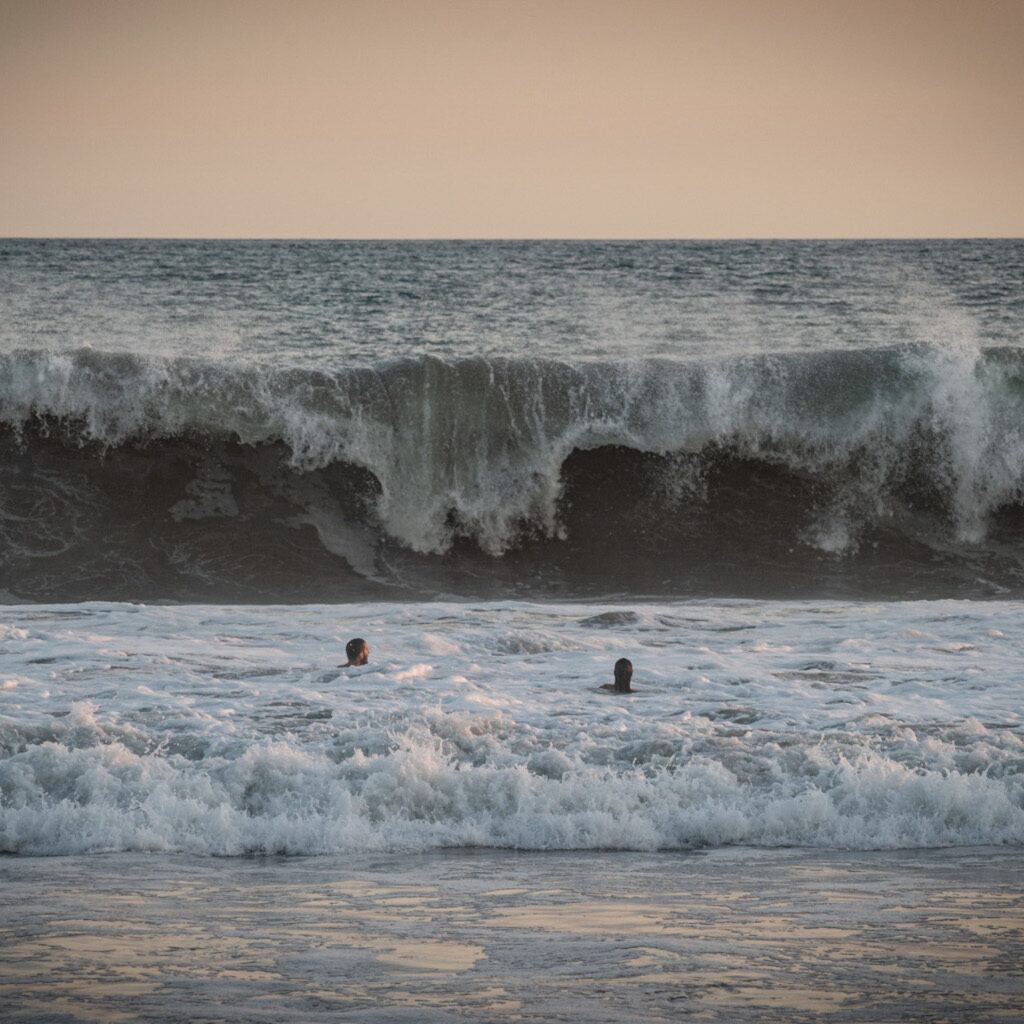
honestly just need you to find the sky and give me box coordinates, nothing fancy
[1,0,1022,238]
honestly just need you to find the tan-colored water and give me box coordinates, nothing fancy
[2,847,1022,1022]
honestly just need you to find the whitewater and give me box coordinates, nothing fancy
[2,599,1023,856]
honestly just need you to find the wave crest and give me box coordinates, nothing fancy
[4,344,1024,599]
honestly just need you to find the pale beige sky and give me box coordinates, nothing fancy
[2,0,1022,237]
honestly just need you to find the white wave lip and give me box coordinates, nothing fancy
[1,601,1022,856]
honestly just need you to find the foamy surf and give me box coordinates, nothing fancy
[2,600,1021,856]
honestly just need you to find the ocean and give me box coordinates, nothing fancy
[2,239,1023,1022]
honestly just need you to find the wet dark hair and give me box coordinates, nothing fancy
[346,637,368,662]
[613,657,633,693]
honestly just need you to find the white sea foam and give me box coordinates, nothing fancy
[1,600,1021,856]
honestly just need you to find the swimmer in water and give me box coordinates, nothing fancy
[600,657,634,693]
[341,637,369,667]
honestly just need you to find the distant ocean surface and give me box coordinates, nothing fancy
[1,239,1023,862]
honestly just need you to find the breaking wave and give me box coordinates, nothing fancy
[4,343,1024,600]
[3,700,1023,855]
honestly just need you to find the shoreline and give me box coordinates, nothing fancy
[2,846,1022,1023]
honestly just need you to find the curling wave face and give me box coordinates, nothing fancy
[4,342,1024,601]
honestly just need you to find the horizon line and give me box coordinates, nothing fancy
[4,235,1023,243]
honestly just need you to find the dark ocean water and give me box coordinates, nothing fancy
[2,238,1023,602]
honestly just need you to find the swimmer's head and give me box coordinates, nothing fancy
[613,657,633,693]
[345,637,369,665]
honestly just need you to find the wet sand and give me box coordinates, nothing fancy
[1,847,1022,1023]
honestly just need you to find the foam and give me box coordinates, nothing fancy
[1,600,1022,856]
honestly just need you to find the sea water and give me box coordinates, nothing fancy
[2,240,1023,1021]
